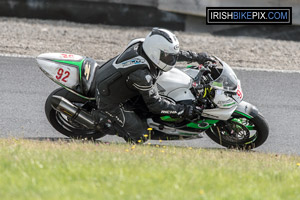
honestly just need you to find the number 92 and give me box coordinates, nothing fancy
[56,68,70,82]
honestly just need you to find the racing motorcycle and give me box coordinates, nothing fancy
[36,49,269,149]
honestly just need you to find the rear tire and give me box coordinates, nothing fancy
[45,88,106,140]
[206,113,269,149]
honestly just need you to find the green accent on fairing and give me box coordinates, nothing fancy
[160,116,180,122]
[186,119,219,129]
[224,102,236,107]
[53,59,85,80]
[186,65,193,68]
[212,81,223,87]
[234,110,253,119]
[160,116,219,129]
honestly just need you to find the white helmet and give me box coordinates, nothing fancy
[142,28,180,72]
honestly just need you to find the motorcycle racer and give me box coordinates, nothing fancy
[92,28,214,142]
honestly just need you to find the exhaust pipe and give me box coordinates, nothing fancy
[51,95,95,129]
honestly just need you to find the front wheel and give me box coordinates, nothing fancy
[206,113,269,149]
[45,88,106,140]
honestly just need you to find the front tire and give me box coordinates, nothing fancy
[45,88,106,140]
[206,113,269,149]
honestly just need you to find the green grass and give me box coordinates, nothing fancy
[0,139,300,200]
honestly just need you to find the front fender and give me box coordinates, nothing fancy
[234,101,259,119]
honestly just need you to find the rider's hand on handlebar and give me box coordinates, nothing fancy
[194,106,203,115]
[196,52,216,65]
[182,105,203,120]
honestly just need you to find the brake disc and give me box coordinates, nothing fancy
[213,120,250,143]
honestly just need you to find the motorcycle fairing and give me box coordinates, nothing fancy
[202,105,237,121]
[160,116,219,130]
[201,100,252,121]
[37,57,81,89]
[156,68,195,101]
[212,80,243,108]
[37,53,98,98]
[234,101,259,119]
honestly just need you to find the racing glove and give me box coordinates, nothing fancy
[177,50,215,64]
[196,52,215,65]
[181,105,203,120]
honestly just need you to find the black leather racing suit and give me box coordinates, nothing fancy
[93,40,203,142]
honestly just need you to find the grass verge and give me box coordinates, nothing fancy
[0,138,300,200]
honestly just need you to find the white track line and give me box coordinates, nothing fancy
[0,53,35,58]
[1,53,299,74]
[231,67,300,74]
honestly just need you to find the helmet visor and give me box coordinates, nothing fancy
[160,51,178,66]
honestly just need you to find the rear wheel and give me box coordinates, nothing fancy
[45,88,106,140]
[206,113,269,149]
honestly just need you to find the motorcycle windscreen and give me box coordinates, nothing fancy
[210,62,238,91]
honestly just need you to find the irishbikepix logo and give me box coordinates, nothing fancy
[206,7,292,25]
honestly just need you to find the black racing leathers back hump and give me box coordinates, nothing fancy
[94,42,185,116]
[94,43,148,104]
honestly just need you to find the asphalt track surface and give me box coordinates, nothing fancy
[1,56,300,155]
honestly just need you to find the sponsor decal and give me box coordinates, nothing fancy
[161,110,177,114]
[237,83,243,99]
[122,58,145,67]
[217,99,234,105]
[212,81,223,87]
[61,53,75,59]
[84,62,91,81]
[206,7,292,25]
